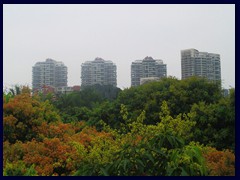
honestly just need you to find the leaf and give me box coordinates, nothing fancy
[180,167,189,176]
[123,159,130,171]
[151,148,166,157]
[170,150,179,161]
[166,135,174,147]
[145,152,154,163]
[192,146,202,162]
[136,159,145,168]
[166,167,175,176]
[100,167,109,176]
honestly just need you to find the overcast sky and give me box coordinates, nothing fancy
[3,4,235,89]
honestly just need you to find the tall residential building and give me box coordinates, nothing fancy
[131,56,167,86]
[181,49,221,81]
[81,57,117,87]
[32,58,68,91]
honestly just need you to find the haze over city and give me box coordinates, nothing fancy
[3,4,235,89]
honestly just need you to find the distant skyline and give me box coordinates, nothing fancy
[3,4,235,89]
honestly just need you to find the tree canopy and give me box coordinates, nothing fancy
[3,78,235,176]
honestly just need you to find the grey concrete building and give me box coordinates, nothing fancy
[81,57,117,87]
[32,58,67,91]
[131,56,167,86]
[140,77,161,85]
[181,49,221,82]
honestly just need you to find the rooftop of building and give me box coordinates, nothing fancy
[181,49,220,56]
[34,58,65,66]
[132,57,164,64]
[143,56,154,61]
[94,57,105,61]
[82,58,115,65]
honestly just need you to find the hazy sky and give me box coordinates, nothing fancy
[3,4,235,89]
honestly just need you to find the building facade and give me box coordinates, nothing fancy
[55,85,81,95]
[140,77,161,85]
[32,58,68,91]
[181,49,221,81]
[131,56,167,86]
[81,57,117,87]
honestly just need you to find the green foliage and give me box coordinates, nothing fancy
[3,79,234,176]
[166,143,207,176]
[3,92,14,103]
[3,161,38,176]
[190,89,235,150]
[54,84,121,110]
[86,101,120,129]
[9,85,21,96]
[73,101,205,176]
[52,85,121,126]
[59,106,91,123]
[81,84,121,100]
[158,101,196,141]
[114,77,222,125]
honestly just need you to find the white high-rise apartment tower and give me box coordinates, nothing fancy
[131,56,167,86]
[32,58,68,91]
[181,49,221,82]
[81,57,117,87]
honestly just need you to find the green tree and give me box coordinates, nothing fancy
[190,89,235,150]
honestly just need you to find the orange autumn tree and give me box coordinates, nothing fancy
[4,122,116,176]
[3,90,61,143]
[203,147,235,176]
[22,138,78,176]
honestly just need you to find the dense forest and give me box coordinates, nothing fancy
[3,77,235,176]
